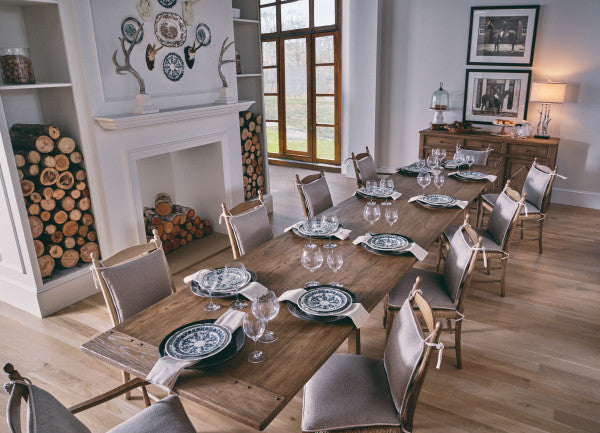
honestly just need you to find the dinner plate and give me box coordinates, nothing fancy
[398,164,431,176]
[196,267,252,294]
[296,220,339,237]
[159,320,245,369]
[155,12,187,47]
[366,233,410,251]
[297,287,352,316]
[195,23,212,46]
[356,187,395,199]
[121,16,144,43]
[417,194,456,207]
[287,286,358,323]
[164,322,231,361]
[442,161,469,170]
[454,171,488,180]
[190,270,257,298]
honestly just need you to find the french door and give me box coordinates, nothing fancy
[261,0,341,164]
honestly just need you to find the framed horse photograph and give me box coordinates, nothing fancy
[466,5,539,66]
[463,69,531,124]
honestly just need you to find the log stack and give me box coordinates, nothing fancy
[239,111,265,200]
[143,192,211,255]
[11,123,100,278]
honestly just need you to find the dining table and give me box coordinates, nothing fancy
[82,165,501,431]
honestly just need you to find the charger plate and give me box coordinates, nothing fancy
[164,322,231,361]
[287,285,358,323]
[417,194,456,208]
[190,270,257,298]
[366,233,410,251]
[297,287,352,316]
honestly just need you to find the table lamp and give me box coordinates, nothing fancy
[529,80,566,139]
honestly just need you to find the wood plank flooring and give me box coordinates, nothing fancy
[1,165,599,433]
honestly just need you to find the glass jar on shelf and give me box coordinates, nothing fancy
[0,48,35,85]
[430,82,449,111]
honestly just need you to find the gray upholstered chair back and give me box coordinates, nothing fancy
[300,175,333,218]
[100,248,173,323]
[456,148,490,166]
[522,164,553,210]
[356,154,378,184]
[383,298,426,417]
[228,203,273,256]
[443,227,476,304]
[486,189,521,247]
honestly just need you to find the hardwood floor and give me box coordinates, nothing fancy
[1,165,599,433]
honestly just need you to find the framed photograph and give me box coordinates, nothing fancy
[467,5,539,66]
[463,69,531,124]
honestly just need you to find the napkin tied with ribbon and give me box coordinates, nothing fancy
[408,195,469,209]
[448,172,497,182]
[353,233,428,261]
[284,221,351,240]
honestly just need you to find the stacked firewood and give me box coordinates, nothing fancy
[11,123,100,278]
[143,192,211,254]
[239,111,265,200]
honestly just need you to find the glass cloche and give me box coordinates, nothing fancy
[430,82,449,110]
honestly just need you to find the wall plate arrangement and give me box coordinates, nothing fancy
[163,52,184,81]
[121,16,144,43]
[154,12,187,48]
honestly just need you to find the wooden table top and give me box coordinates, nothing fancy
[82,166,500,430]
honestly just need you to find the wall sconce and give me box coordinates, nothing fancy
[529,80,566,139]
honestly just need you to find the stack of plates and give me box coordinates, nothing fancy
[356,186,395,199]
[362,233,413,256]
[442,161,469,170]
[293,220,339,239]
[398,164,430,176]
[288,285,357,323]
[416,194,457,208]
[190,267,253,298]
[453,171,488,181]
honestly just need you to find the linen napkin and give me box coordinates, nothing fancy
[353,233,428,261]
[284,221,351,240]
[278,288,370,329]
[408,195,469,209]
[183,269,209,285]
[448,172,497,182]
[146,309,246,391]
[239,281,269,300]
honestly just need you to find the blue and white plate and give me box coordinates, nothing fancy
[401,164,425,173]
[366,233,410,251]
[163,52,184,81]
[357,186,394,198]
[455,171,487,180]
[297,220,338,237]
[297,287,352,316]
[198,267,251,294]
[196,23,212,47]
[418,194,456,207]
[164,323,232,361]
[121,17,144,44]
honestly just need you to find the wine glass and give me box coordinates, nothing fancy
[365,180,378,204]
[251,290,279,343]
[305,216,319,245]
[380,178,394,206]
[226,262,248,310]
[321,212,339,249]
[433,172,445,192]
[363,202,381,231]
[438,148,447,166]
[426,155,438,170]
[301,243,323,287]
[243,313,266,364]
[415,159,426,172]
[465,154,475,171]
[385,207,398,227]
[200,271,221,312]
[432,148,440,160]
[453,152,465,171]
[326,248,343,287]
[416,172,431,198]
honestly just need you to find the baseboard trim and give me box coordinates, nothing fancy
[551,188,600,210]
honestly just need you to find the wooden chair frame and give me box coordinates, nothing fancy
[90,229,175,405]
[221,191,266,260]
[295,171,327,219]
[351,146,375,189]
[478,158,557,254]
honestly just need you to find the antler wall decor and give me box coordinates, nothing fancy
[112,27,146,94]
[218,37,236,88]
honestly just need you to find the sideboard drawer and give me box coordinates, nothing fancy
[463,139,504,154]
[423,135,460,148]
[507,144,548,158]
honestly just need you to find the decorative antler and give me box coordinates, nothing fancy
[112,27,146,94]
[218,37,236,88]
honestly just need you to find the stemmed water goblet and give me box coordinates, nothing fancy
[321,212,339,249]
[438,148,446,166]
[251,290,279,343]
[453,152,465,172]
[301,243,323,288]
[415,159,426,172]
[380,178,394,206]
[200,270,221,312]
[465,154,475,172]
[365,180,378,204]
[326,247,343,287]
[363,202,381,233]
[385,207,398,227]
[416,172,431,198]
[433,172,445,193]
[243,313,266,364]
[226,262,248,310]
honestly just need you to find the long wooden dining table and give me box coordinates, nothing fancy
[82,165,500,431]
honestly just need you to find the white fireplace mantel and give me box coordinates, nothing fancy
[94,100,254,131]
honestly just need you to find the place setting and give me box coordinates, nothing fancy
[398,159,432,176]
[409,171,469,209]
[353,232,428,261]
[284,212,351,242]
[446,152,497,182]
[355,178,401,203]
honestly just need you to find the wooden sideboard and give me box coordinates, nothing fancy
[419,129,560,193]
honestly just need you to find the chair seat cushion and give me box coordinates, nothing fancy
[302,353,400,432]
[388,268,455,310]
[482,194,540,215]
[443,225,504,253]
[108,395,196,433]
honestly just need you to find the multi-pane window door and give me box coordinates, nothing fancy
[261,0,341,164]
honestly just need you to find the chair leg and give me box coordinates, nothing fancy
[519,220,524,239]
[436,238,443,272]
[383,295,389,329]
[385,309,396,341]
[476,199,483,228]
[538,220,544,254]
[500,258,507,297]
[141,384,151,407]
[455,319,463,369]
[123,371,131,400]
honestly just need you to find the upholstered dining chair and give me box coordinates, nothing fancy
[90,229,176,405]
[351,146,379,188]
[455,145,492,166]
[478,158,558,254]
[221,190,273,259]
[384,225,482,369]
[295,171,334,219]
[440,184,526,297]
[302,281,442,433]
[4,363,196,433]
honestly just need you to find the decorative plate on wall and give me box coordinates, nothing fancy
[163,52,185,81]
[158,0,178,8]
[195,23,211,47]
[121,16,144,43]
[154,12,187,47]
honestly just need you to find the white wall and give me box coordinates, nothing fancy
[376,0,600,209]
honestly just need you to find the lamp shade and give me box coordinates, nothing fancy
[530,81,566,103]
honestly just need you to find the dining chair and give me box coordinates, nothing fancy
[384,224,482,369]
[221,190,273,259]
[90,229,175,405]
[351,146,379,188]
[478,158,557,254]
[455,145,491,166]
[440,184,526,297]
[4,363,196,433]
[295,171,334,219]
[302,281,442,433]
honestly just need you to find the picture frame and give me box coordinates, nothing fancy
[463,69,531,125]
[466,5,539,66]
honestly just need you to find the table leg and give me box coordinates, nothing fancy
[348,329,361,354]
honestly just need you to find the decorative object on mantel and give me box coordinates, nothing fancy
[144,192,211,254]
[216,38,237,104]
[240,111,265,200]
[529,80,566,139]
[182,0,201,26]
[163,52,185,81]
[154,12,187,48]
[183,23,209,69]
[113,27,159,115]
[9,123,100,278]
[429,82,449,130]
[136,0,153,21]
[145,43,163,70]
